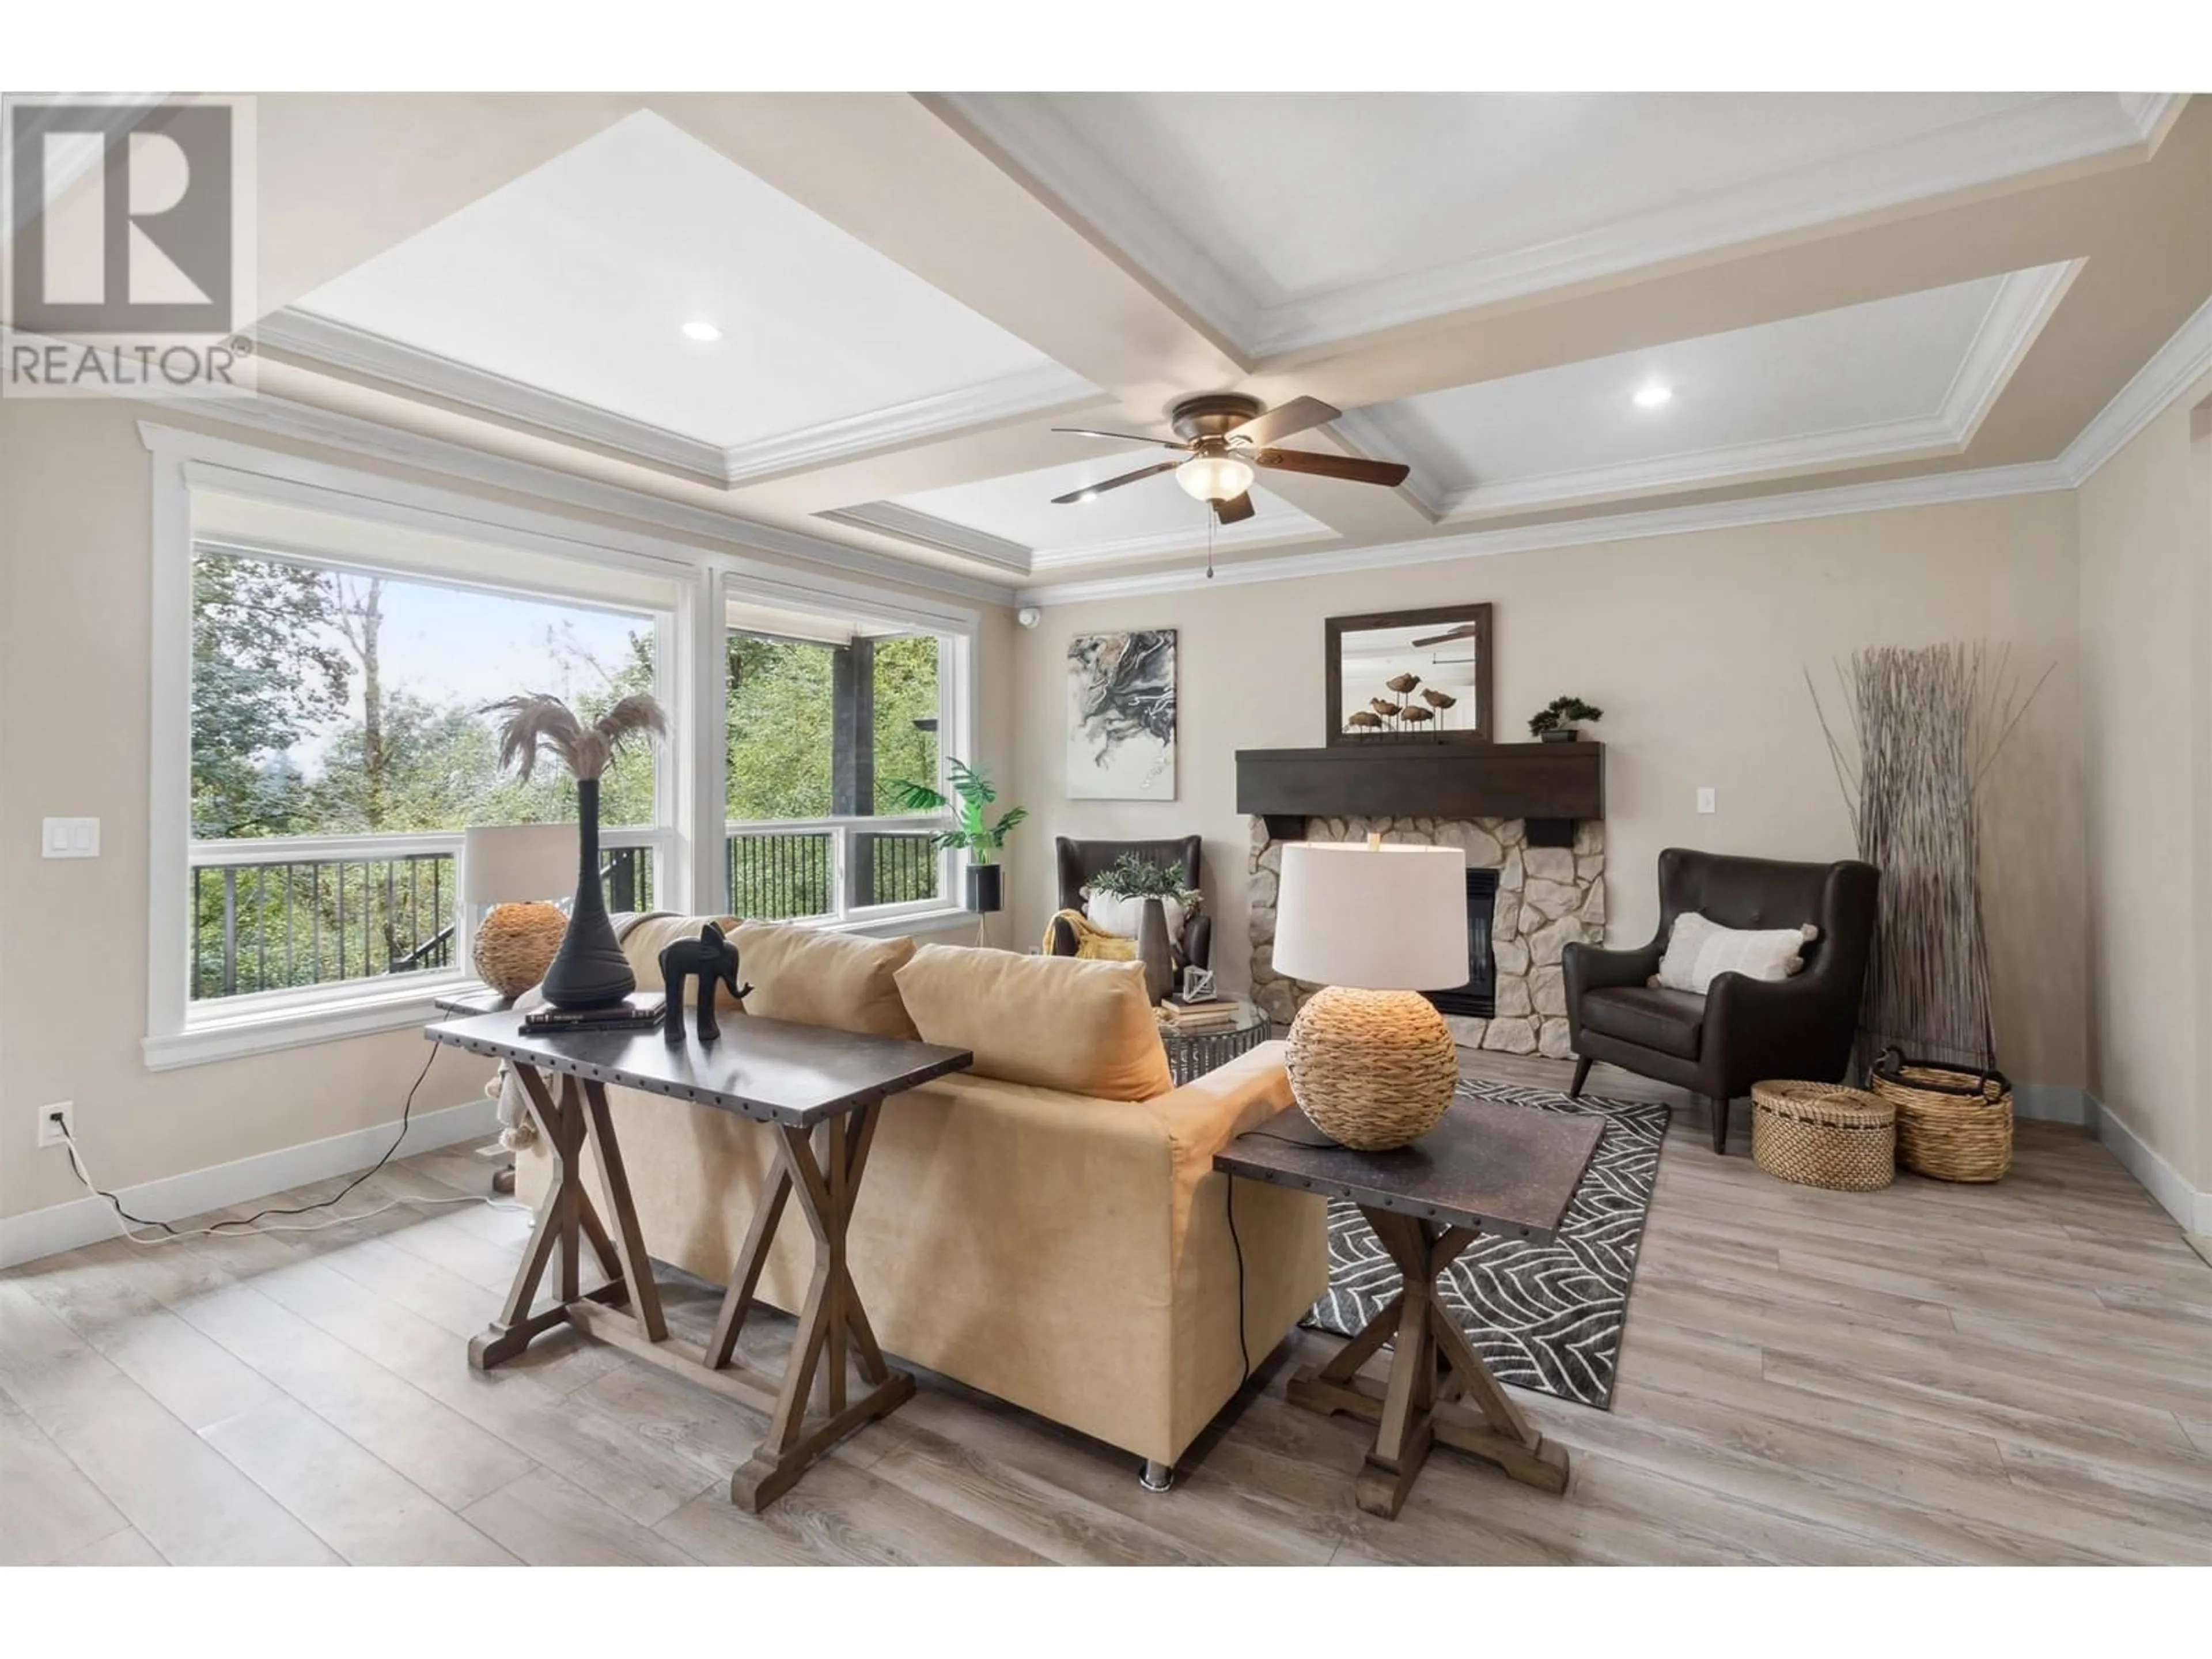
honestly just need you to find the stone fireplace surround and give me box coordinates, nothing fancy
[1249,815,1607,1056]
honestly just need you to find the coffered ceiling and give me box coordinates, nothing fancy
[56,89,2205,599]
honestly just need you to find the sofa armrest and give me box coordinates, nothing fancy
[1138,1039,1294,1162]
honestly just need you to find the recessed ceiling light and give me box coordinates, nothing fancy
[1633,384,1673,409]
[680,320,722,343]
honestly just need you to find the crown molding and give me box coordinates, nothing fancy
[1028,514,1336,572]
[818,502,1032,575]
[258,307,1099,490]
[96,371,1015,605]
[256,308,731,482]
[1016,461,2069,607]
[949,94,2173,360]
[1340,262,2077,522]
[2057,291,2212,486]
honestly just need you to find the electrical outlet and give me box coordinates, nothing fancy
[37,1103,75,1149]
[1696,787,1717,815]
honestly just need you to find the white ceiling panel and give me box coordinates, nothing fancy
[1340,263,2076,517]
[947,92,2167,354]
[275,111,1092,481]
[877,454,1327,569]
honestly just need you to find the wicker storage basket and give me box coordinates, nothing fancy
[1869,1049,2012,1183]
[1751,1081,1896,1191]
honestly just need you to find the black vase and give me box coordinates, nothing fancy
[537,779,637,1009]
[965,862,1003,915]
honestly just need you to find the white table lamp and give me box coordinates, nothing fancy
[1272,837,1469,1149]
[463,823,577,997]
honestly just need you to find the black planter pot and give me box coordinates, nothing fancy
[1539,728,1581,743]
[965,862,1004,915]
[538,779,638,1009]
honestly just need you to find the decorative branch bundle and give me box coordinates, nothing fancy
[1808,643,2051,1074]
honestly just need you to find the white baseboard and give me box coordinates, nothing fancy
[2012,1082,2097,1127]
[2088,1094,2212,1237]
[0,1094,499,1271]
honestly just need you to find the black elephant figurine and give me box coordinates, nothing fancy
[658,922,750,1043]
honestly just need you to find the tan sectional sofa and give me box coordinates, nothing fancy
[517,917,1328,1470]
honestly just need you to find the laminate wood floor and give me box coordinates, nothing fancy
[6,1055,2209,1565]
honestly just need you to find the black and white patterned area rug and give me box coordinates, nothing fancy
[1306,1082,1669,1411]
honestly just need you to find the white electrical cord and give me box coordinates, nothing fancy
[58,1119,527,1249]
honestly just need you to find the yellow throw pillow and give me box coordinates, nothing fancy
[895,945,1173,1101]
[732,922,919,1039]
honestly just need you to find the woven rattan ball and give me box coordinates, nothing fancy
[473,901,567,997]
[1286,985,1459,1151]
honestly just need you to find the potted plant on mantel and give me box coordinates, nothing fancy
[1528,696,1604,743]
[888,758,1027,914]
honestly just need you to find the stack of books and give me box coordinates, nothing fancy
[521,991,666,1035]
[1157,994,1244,1033]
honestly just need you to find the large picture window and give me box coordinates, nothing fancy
[187,546,665,1004]
[724,601,949,923]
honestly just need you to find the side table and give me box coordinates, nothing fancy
[1157,999,1272,1085]
[1216,1096,1602,1517]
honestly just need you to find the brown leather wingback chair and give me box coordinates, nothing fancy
[1045,835,1212,971]
[1563,849,1877,1153]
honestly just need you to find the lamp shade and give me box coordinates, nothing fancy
[463,823,577,906]
[1272,842,1469,991]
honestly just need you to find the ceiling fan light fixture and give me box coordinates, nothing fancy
[1175,452,1255,503]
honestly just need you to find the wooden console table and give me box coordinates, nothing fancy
[427,1010,971,1511]
[1217,1098,1601,1517]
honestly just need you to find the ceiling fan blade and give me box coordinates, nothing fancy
[1412,624,1482,647]
[1051,459,1181,505]
[1051,427,1189,452]
[1228,396,1340,447]
[1252,447,1411,487]
[1212,491,1256,525]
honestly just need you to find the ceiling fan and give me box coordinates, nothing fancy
[1050,393,1410,525]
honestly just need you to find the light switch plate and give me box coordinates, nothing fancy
[1696,787,1717,815]
[42,817,100,858]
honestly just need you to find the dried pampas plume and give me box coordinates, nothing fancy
[488,692,668,783]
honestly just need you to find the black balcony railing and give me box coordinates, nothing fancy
[188,841,657,1002]
[725,827,941,920]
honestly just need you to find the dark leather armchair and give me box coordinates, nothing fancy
[1045,835,1212,971]
[1563,849,1877,1153]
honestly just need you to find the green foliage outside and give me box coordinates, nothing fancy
[188,557,946,996]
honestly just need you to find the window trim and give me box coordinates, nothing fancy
[142,421,982,1069]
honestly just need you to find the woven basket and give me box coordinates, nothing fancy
[1751,1081,1896,1192]
[1286,986,1459,1151]
[1869,1049,2012,1183]
[473,901,568,998]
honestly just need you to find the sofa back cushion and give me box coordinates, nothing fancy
[895,945,1172,1101]
[733,922,919,1039]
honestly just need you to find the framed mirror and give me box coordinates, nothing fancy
[1325,603,1493,746]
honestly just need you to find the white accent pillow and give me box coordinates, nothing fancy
[1652,911,1819,995]
[1084,889,1185,942]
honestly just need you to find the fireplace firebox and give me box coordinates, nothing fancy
[1425,868,1499,1020]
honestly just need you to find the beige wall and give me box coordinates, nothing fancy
[2076,368,2212,1191]
[1011,493,2088,1091]
[0,395,1013,1222]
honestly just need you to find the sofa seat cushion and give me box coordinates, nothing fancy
[896,944,1173,1101]
[1581,984,1706,1060]
[732,922,919,1039]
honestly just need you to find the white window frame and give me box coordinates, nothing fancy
[140,422,981,1069]
[716,567,979,933]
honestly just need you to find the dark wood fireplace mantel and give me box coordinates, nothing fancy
[1236,741,1603,848]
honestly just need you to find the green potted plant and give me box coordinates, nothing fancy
[1084,853,1201,1002]
[887,757,1027,914]
[1528,695,1603,743]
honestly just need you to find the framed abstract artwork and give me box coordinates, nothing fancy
[1066,630,1177,800]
